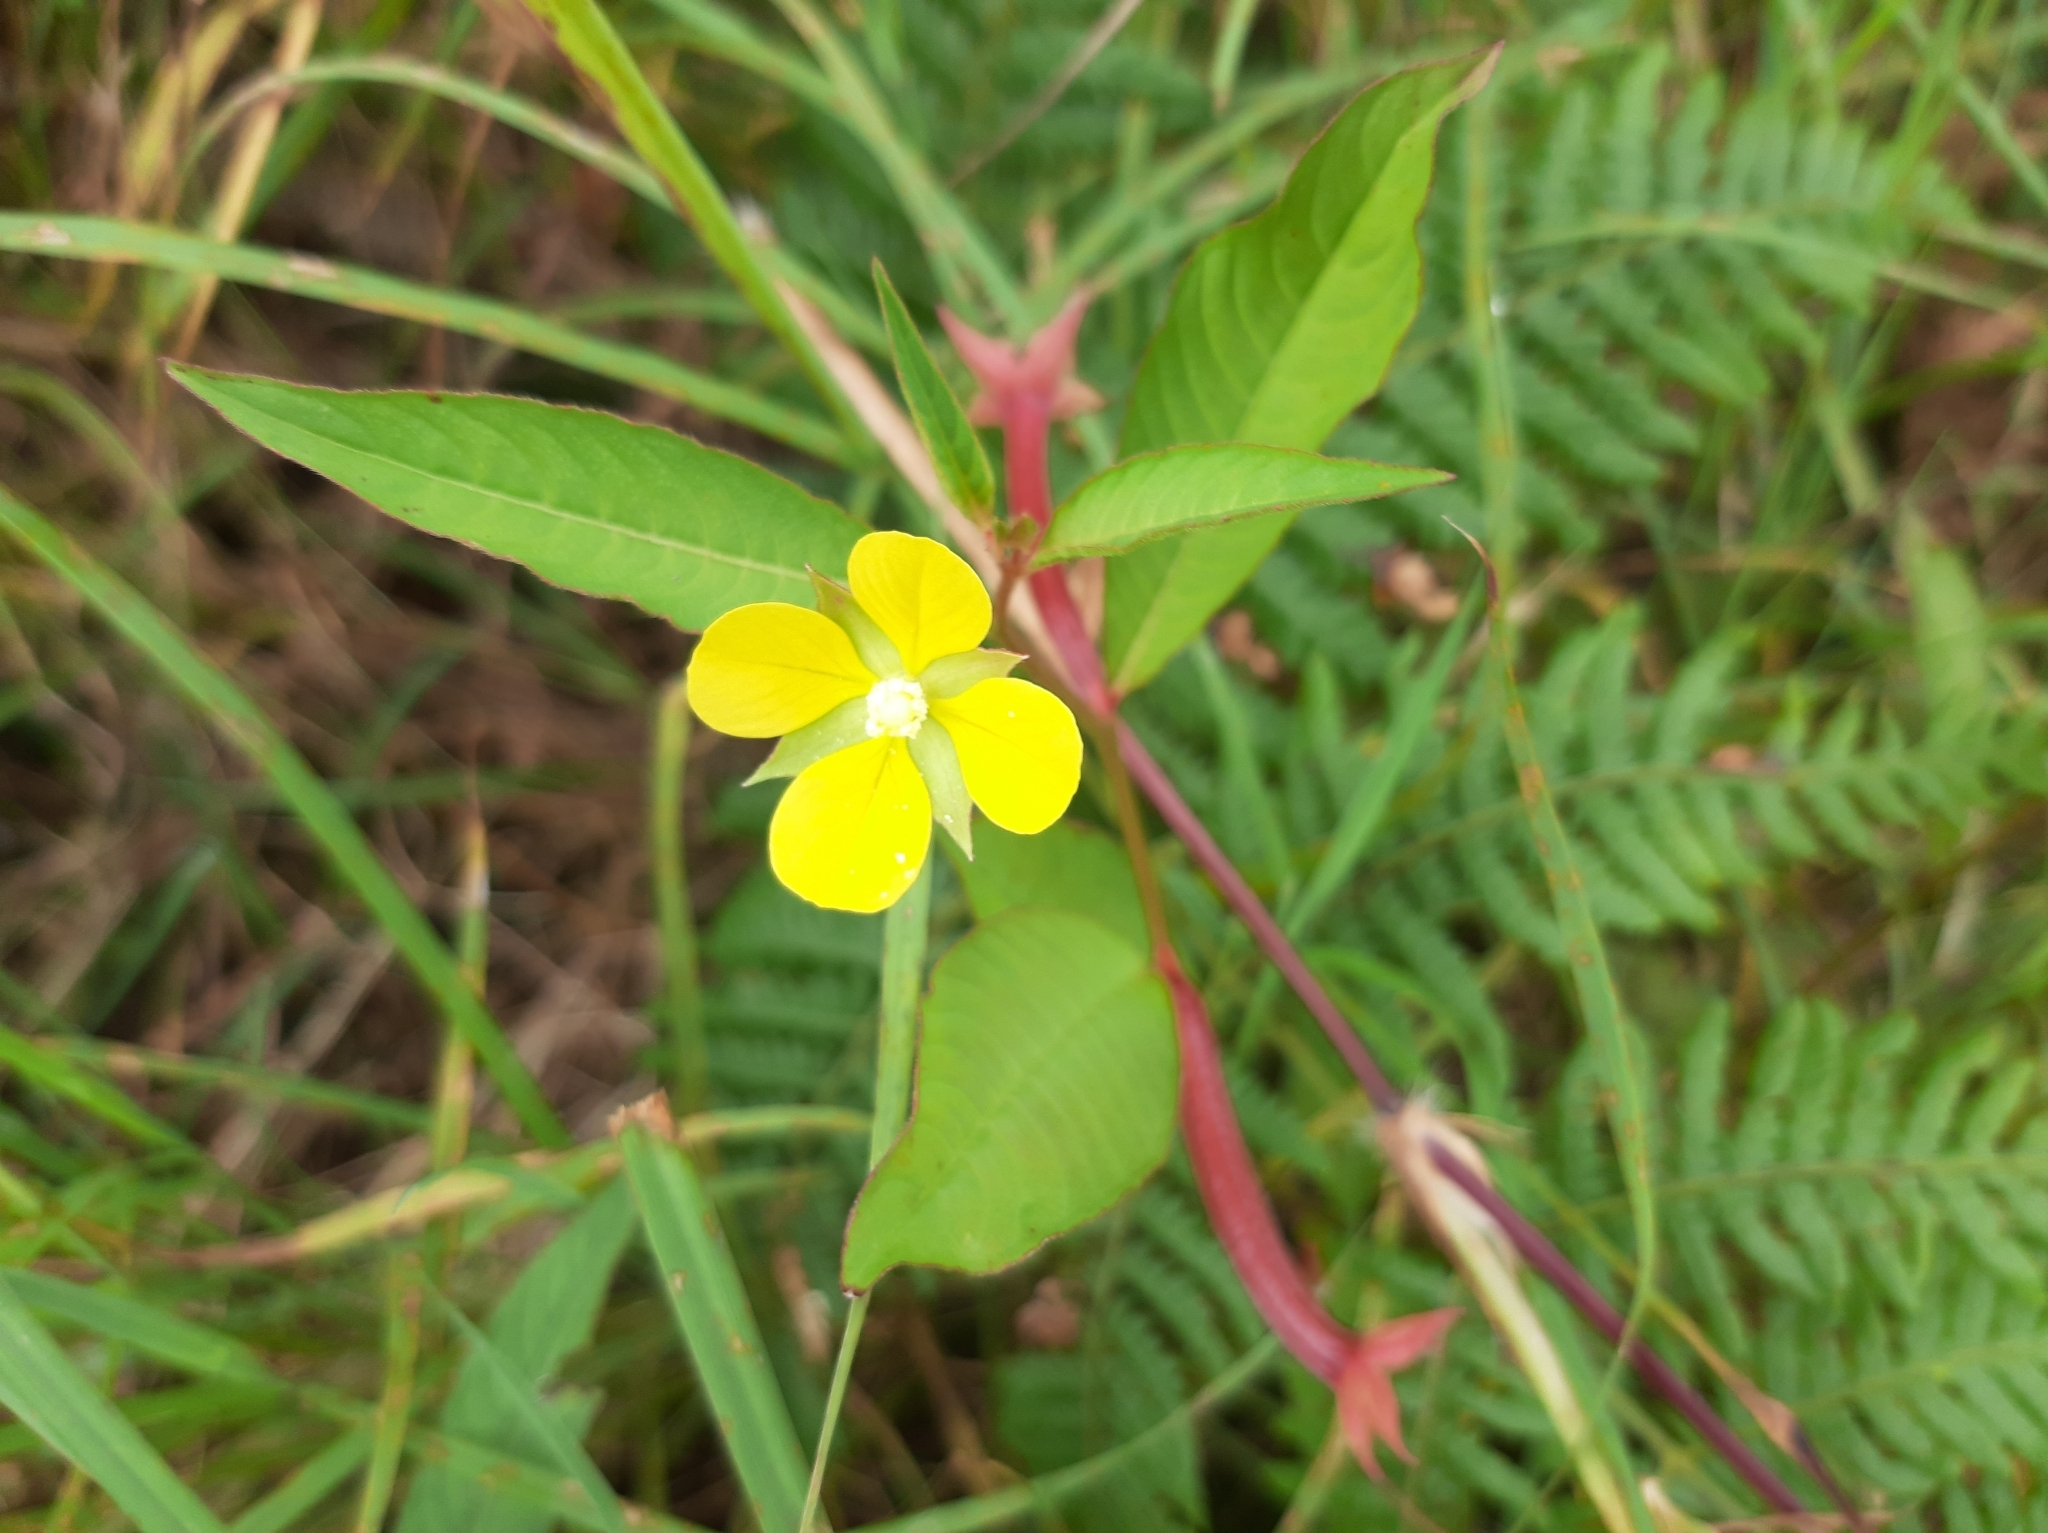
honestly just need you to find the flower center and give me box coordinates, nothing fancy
[864,676,928,739]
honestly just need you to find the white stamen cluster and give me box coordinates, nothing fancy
[864,676,928,739]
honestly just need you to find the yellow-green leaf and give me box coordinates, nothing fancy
[1104,49,1497,691]
[172,367,863,632]
[1039,443,1447,562]
[842,910,1175,1289]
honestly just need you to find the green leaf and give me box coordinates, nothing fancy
[1038,444,1447,563]
[952,820,1148,952]
[874,259,996,522]
[397,1180,637,1533]
[1103,49,1497,691]
[3,1271,273,1387]
[428,1293,629,1533]
[170,367,864,632]
[620,1123,810,1533]
[842,909,1176,1289]
[0,1278,230,1533]
[1898,508,1989,732]
[225,1428,371,1533]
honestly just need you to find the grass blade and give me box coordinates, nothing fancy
[226,1427,371,1533]
[0,214,846,464]
[517,0,865,447]
[619,1115,810,1532]
[429,1286,629,1533]
[0,485,568,1147]
[0,1277,231,1533]
[354,1254,424,1533]
[1473,545,1659,1403]
[3,1270,274,1386]
[0,1022,194,1153]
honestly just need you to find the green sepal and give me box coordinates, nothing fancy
[909,723,973,859]
[873,259,998,526]
[744,696,869,785]
[809,569,905,677]
[918,648,1023,699]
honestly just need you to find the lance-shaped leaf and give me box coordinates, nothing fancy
[874,260,997,523]
[172,366,864,631]
[1103,47,1498,691]
[1038,443,1448,563]
[842,909,1175,1289]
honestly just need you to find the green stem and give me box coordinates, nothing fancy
[652,677,709,1112]
[803,860,931,1532]
[428,809,487,1174]
[353,1252,423,1533]
[871,861,932,1163]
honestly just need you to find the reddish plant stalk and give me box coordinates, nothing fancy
[1422,1145,1805,1516]
[1160,948,1355,1384]
[1126,704,1813,1518]
[1118,724,1400,1112]
[976,342,1373,1381]
[958,307,1814,1520]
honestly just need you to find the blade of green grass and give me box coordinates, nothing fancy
[53,1039,431,1131]
[0,486,567,1147]
[1208,0,1260,110]
[619,1120,810,1532]
[762,0,1026,328]
[0,1023,195,1153]
[0,214,847,464]
[2,1271,274,1386]
[1234,589,1481,1064]
[0,1277,231,1533]
[1892,2,2048,217]
[428,1285,629,1533]
[516,0,867,448]
[226,1427,372,1533]
[355,1254,424,1533]
[195,55,670,210]
[1284,587,1481,937]
[75,841,219,1031]
[1471,541,1658,1410]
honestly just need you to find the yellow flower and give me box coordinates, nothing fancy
[687,531,1083,913]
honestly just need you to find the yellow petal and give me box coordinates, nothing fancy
[848,531,991,675]
[930,678,1081,836]
[769,737,932,912]
[686,603,873,738]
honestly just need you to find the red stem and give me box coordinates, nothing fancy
[1122,706,1813,1517]
[1161,949,1355,1384]
[1424,1145,1806,1516]
[971,331,1813,1520]
[1118,724,1400,1112]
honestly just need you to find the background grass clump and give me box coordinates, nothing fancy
[3,0,2048,1528]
